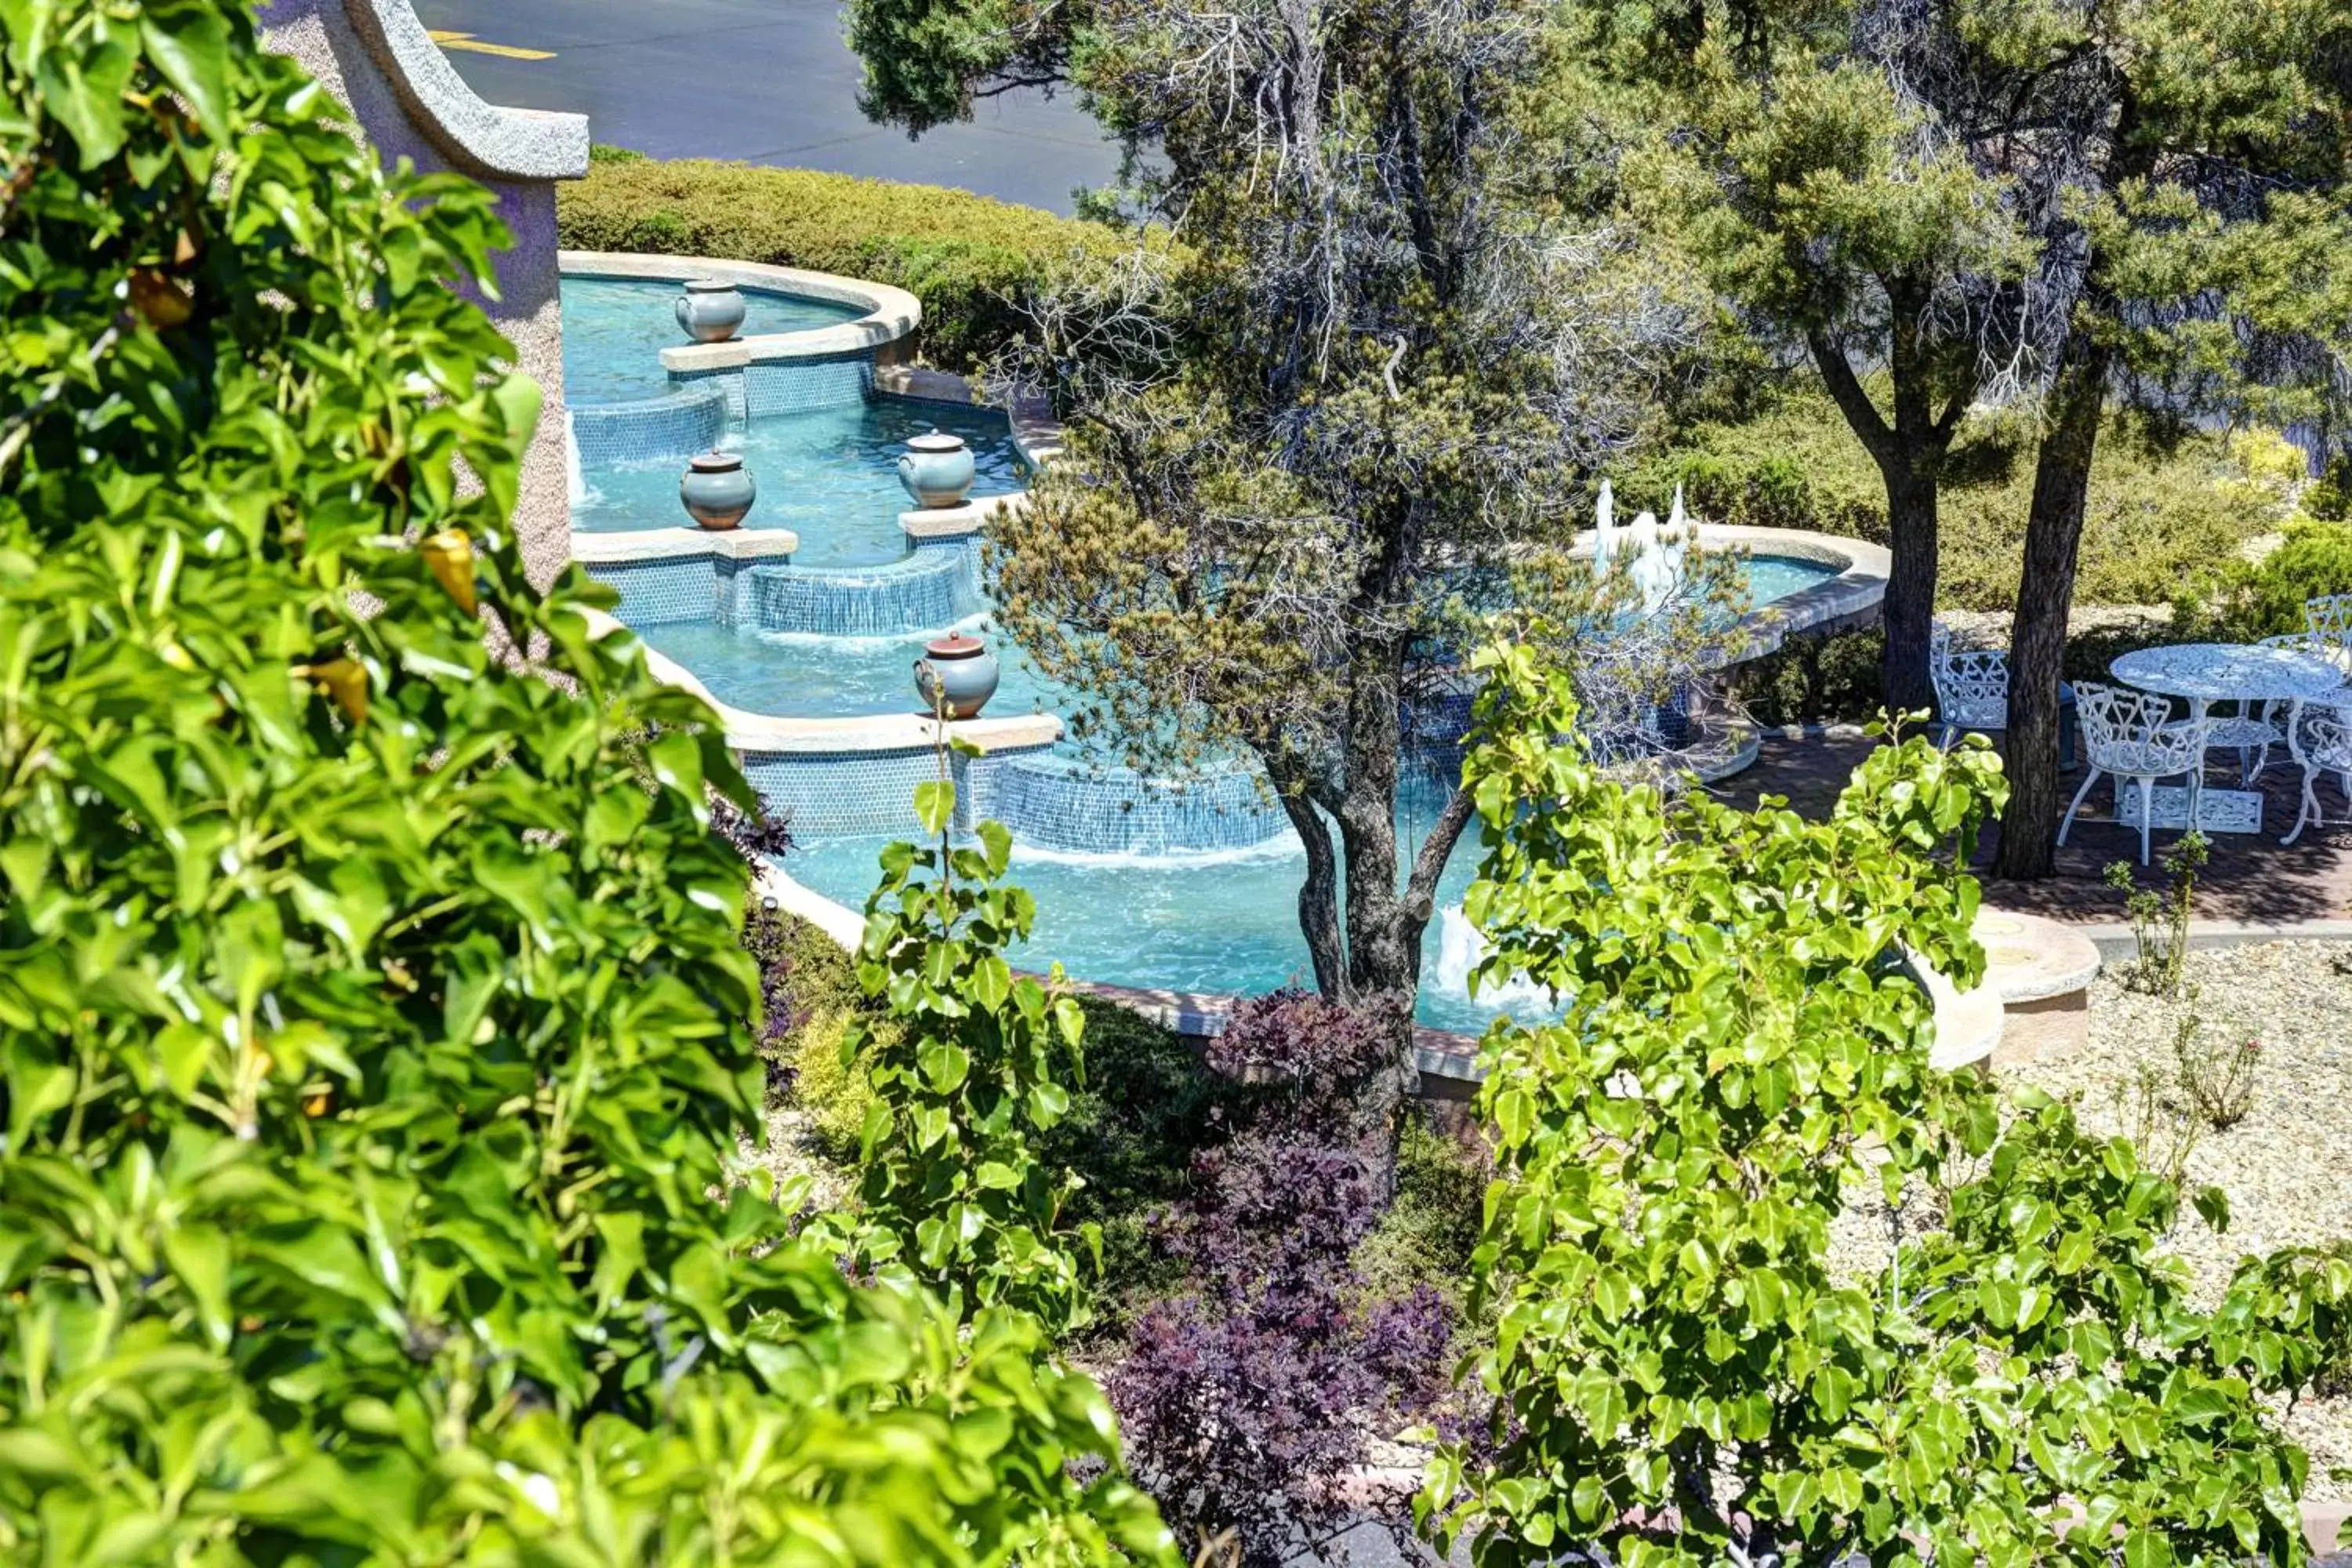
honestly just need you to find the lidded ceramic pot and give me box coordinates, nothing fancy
[896,430,977,509]
[913,633,1000,719]
[679,450,755,531]
[675,278,747,344]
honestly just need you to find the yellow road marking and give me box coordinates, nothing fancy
[427,30,557,60]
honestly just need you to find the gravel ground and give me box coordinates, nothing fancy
[1826,941,2352,1501]
[2009,941,2352,1499]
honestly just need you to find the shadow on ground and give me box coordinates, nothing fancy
[1723,734,2352,927]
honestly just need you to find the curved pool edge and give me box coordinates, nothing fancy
[557,249,922,370]
[1697,523,1890,652]
[744,854,1492,1099]
[585,604,1063,758]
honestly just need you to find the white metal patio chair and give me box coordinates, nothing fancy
[1929,623,2008,747]
[1929,622,2078,768]
[2305,593,2352,668]
[2060,681,2206,866]
[2281,699,2352,846]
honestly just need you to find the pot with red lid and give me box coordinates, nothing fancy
[913,633,1000,719]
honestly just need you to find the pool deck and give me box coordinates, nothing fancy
[1731,728,2352,932]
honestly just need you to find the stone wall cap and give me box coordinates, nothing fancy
[343,0,589,180]
[569,527,799,564]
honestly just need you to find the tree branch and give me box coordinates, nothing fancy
[1807,329,1896,464]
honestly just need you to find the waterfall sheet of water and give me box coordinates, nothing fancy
[563,410,600,510]
[1432,906,1556,1011]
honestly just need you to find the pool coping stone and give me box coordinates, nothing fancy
[559,251,921,368]
[571,528,800,564]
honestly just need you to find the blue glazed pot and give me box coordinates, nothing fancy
[675,278,746,344]
[896,430,977,509]
[679,450,755,531]
[913,633,1000,719]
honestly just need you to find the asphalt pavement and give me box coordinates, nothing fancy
[411,0,1122,213]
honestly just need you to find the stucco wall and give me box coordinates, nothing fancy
[258,0,586,590]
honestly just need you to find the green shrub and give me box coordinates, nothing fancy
[2177,519,2352,640]
[1432,645,2339,1568]
[2306,454,2352,521]
[0,7,1169,1560]
[1638,390,2295,612]
[588,141,648,163]
[1356,1109,1490,1315]
[557,158,1119,372]
[789,1004,885,1157]
[1047,998,1233,1310]
[1728,626,1887,728]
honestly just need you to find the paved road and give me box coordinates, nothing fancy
[411,0,1120,214]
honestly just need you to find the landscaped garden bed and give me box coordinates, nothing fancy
[2017,942,2352,1498]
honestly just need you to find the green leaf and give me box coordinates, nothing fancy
[38,27,135,167]
[140,7,233,138]
[913,779,956,837]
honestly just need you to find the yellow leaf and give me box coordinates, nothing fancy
[419,528,477,615]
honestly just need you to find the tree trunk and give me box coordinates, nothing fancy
[1806,311,1965,718]
[1272,782,1345,996]
[1334,640,1420,1121]
[1994,331,2113,879]
[1878,465,1941,717]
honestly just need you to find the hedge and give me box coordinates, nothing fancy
[557,155,1116,372]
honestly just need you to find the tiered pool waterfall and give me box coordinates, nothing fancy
[560,257,1883,1033]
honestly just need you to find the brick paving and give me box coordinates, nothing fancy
[1723,732,2352,927]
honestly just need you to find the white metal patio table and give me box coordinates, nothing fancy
[2108,641,2347,833]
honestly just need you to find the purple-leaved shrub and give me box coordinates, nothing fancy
[1112,993,1455,1566]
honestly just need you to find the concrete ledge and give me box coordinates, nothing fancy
[571,527,799,564]
[344,0,588,180]
[558,251,920,368]
[583,604,1061,758]
[2075,918,2352,961]
[901,493,1027,542]
[725,710,1062,755]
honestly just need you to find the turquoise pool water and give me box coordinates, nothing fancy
[560,277,863,405]
[640,616,1062,717]
[639,555,1842,718]
[777,777,1535,1035]
[572,399,1027,564]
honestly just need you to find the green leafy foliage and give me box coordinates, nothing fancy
[837,787,1101,1333]
[1628,392,2296,612]
[1424,647,2338,1568]
[789,1004,888,1158]
[2179,521,2352,641]
[1043,997,1232,1310]
[0,5,1169,1560]
[555,156,1120,372]
[1726,626,1888,728]
[1355,1109,1492,1320]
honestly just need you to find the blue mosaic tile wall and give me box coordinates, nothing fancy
[1401,691,1475,786]
[742,742,1054,838]
[982,758,1291,855]
[746,353,874,416]
[570,385,729,468]
[746,545,981,637]
[584,557,722,626]
[669,365,748,426]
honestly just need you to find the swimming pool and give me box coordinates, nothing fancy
[560,277,863,405]
[640,555,1843,718]
[777,776,1516,1034]
[559,260,1884,1036]
[571,397,1028,564]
